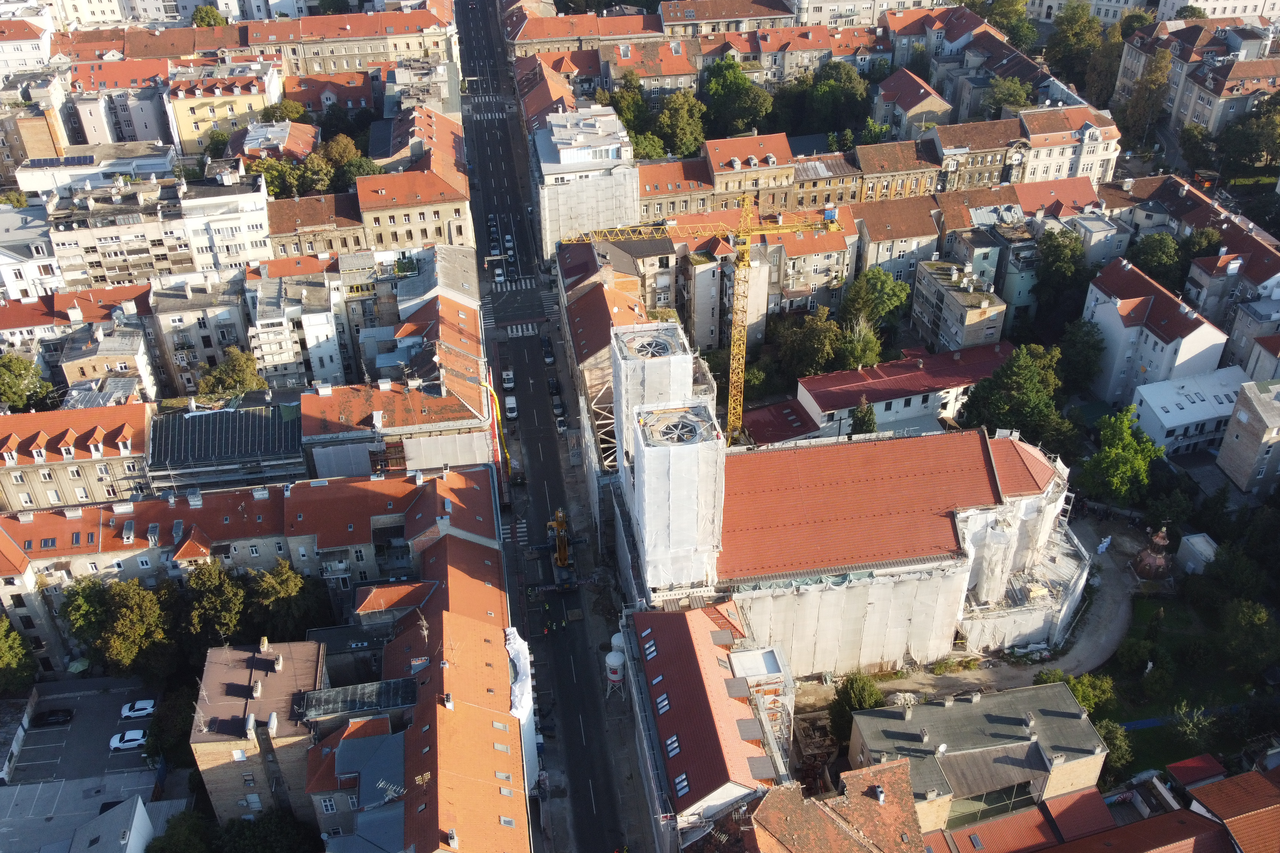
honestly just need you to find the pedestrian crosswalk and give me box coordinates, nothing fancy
[505,322,539,338]
[513,519,528,546]
[492,276,538,292]
[540,291,559,319]
[481,295,496,330]
[471,113,507,121]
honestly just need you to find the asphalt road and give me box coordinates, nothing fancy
[457,3,626,851]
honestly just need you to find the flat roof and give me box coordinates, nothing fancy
[1135,366,1248,428]
[192,642,323,743]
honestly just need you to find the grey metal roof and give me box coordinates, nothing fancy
[338,729,405,807]
[329,801,404,853]
[148,405,303,468]
[303,677,417,721]
[851,683,1105,801]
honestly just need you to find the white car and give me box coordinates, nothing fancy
[494,267,506,285]
[120,700,155,719]
[110,730,147,751]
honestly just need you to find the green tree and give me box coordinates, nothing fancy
[1115,47,1171,144]
[247,559,332,640]
[1033,669,1115,713]
[863,266,909,325]
[1045,1,1103,90]
[860,116,889,144]
[654,91,706,158]
[218,808,323,853]
[828,672,885,744]
[1093,718,1132,781]
[961,0,1037,50]
[65,578,168,673]
[258,100,308,124]
[0,353,52,411]
[1171,699,1216,750]
[318,0,351,12]
[703,58,772,137]
[198,347,268,397]
[835,316,882,371]
[191,4,227,26]
[1126,232,1182,291]
[146,811,214,853]
[1143,487,1193,535]
[779,307,844,378]
[146,684,197,767]
[1081,405,1164,503]
[298,153,334,195]
[1221,599,1279,674]
[205,129,230,159]
[0,619,34,696]
[1175,4,1207,17]
[321,133,359,167]
[0,190,28,207]
[1000,16,1040,51]
[982,76,1032,119]
[839,128,856,151]
[335,156,384,192]
[1119,8,1154,38]
[961,345,1073,451]
[1033,228,1090,322]
[906,45,932,81]
[247,158,300,198]
[1086,24,1125,108]
[1057,320,1105,397]
[318,102,354,141]
[1178,123,1215,172]
[839,269,876,328]
[849,394,877,435]
[810,61,871,132]
[828,131,840,152]
[1179,227,1222,283]
[631,132,665,160]
[185,561,244,644]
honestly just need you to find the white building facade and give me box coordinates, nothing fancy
[1132,365,1248,456]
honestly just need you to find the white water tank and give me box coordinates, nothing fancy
[611,633,626,654]
[605,651,625,688]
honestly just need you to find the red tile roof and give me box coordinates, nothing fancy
[798,345,1010,413]
[566,281,649,365]
[661,0,793,24]
[389,107,468,195]
[1090,258,1220,345]
[1192,771,1280,853]
[718,431,1057,580]
[69,59,168,91]
[850,195,941,242]
[414,535,507,628]
[606,40,699,78]
[703,134,794,175]
[1019,106,1120,147]
[855,140,940,174]
[930,118,1024,152]
[229,121,320,164]
[876,68,948,112]
[638,158,714,197]
[1167,754,1229,788]
[741,399,818,445]
[514,55,576,130]
[356,169,468,210]
[402,467,500,550]
[245,10,451,45]
[0,285,152,332]
[881,5,990,40]
[0,402,149,465]
[267,193,364,235]
[305,716,392,793]
[1042,788,1115,841]
[0,21,44,42]
[950,807,1057,853]
[354,581,434,613]
[1254,334,1280,358]
[246,255,338,279]
[535,49,602,78]
[512,13,663,43]
[752,761,923,853]
[283,72,374,111]
[173,524,212,561]
[1051,809,1233,853]
[922,830,949,853]
[632,609,770,809]
[1013,177,1100,218]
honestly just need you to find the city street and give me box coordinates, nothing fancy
[457,2,628,852]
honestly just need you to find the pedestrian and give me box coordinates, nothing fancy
[561,619,566,629]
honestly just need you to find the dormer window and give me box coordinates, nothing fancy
[1,452,13,465]
[118,439,130,454]
[32,449,44,463]
[61,447,73,460]
[90,443,103,458]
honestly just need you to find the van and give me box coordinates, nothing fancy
[501,369,515,391]
[504,395,518,420]
[551,395,565,417]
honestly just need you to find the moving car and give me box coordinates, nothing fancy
[502,368,515,391]
[504,395,519,420]
[30,709,74,727]
[110,730,147,751]
[494,267,506,285]
[540,336,554,365]
[487,213,496,226]
[120,700,155,719]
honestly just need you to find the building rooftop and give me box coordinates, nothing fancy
[148,405,303,470]
[1167,754,1228,788]
[299,382,480,438]
[918,261,1006,309]
[565,281,649,364]
[58,323,145,362]
[1090,257,1222,345]
[741,398,819,444]
[1136,366,1248,429]
[1240,379,1280,426]
[799,345,1010,413]
[302,678,418,722]
[1013,177,1100,218]
[850,683,1104,802]
[192,642,324,743]
[1050,809,1232,853]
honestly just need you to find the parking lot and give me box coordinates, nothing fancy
[12,684,157,784]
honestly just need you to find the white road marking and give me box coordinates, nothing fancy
[589,779,597,814]
[570,656,577,684]
[579,714,586,745]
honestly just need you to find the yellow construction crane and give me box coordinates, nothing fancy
[561,196,842,442]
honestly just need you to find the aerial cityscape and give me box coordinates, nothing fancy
[0,0,1275,850]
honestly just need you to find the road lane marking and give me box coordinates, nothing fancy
[579,714,586,745]
[589,778,597,814]
[570,656,577,684]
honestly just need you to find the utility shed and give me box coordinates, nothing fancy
[147,405,306,492]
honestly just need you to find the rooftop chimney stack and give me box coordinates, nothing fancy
[259,636,269,653]
[875,785,885,805]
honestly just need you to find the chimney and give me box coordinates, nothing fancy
[274,654,284,672]
[267,711,278,737]
[920,727,929,744]
[903,706,913,721]
[443,693,454,710]
[252,680,262,699]
[372,410,383,431]
[1179,183,1189,197]
[245,713,255,737]
[259,636,270,653]
[67,300,82,324]
[447,830,459,850]
[875,785,885,805]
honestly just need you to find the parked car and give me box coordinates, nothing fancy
[551,395,565,417]
[489,241,500,257]
[504,395,519,420]
[494,267,506,285]
[109,730,147,751]
[30,709,74,727]
[546,375,559,395]
[555,416,567,434]
[487,213,496,226]
[540,336,554,365]
[120,700,155,719]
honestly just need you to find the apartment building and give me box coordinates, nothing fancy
[0,403,150,512]
[697,27,889,90]
[48,169,272,289]
[148,405,306,493]
[854,140,940,202]
[0,205,63,300]
[1084,257,1228,405]
[792,0,949,27]
[246,276,345,390]
[854,194,940,283]
[1222,296,1280,368]
[58,321,159,402]
[1217,378,1280,496]
[1243,334,1280,381]
[923,119,1028,192]
[0,19,50,79]
[532,106,639,257]
[873,69,950,141]
[282,72,374,115]
[989,221,1040,334]
[1183,57,1280,135]
[600,40,700,102]
[1132,365,1248,455]
[0,102,69,186]
[65,59,170,146]
[657,0,795,36]
[165,61,282,155]
[792,151,861,211]
[15,141,176,199]
[371,105,466,179]
[702,133,797,206]
[760,207,856,315]
[268,194,369,259]
[384,57,462,118]
[879,5,998,67]
[144,272,249,396]
[514,54,577,132]
[506,12,665,59]
[1114,18,1271,131]
[244,11,459,77]
[1018,106,1120,185]
[355,170,473,253]
[911,259,1007,351]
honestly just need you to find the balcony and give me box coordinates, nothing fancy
[172,339,195,352]
[321,561,350,577]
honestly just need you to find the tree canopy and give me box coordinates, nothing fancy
[299,153,334,195]
[246,559,333,640]
[839,267,908,328]
[960,345,1076,454]
[64,578,169,673]
[1057,320,1106,397]
[849,395,877,435]
[983,76,1032,119]
[1115,47,1171,144]
[654,91,706,158]
[828,673,885,744]
[703,58,773,137]
[0,353,51,411]
[0,619,34,697]
[1175,4,1207,17]
[247,158,299,198]
[0,190,27,208]
[1178,123,1215,172]
[1045,1,1103,90]
[185,561,245,646]
[631,132,665,160]
[258,100,309,124]
[779,307,846,378]
[335,156,384,192]
[1085,24,1124,108]
[322,134,360,167]
[1033,669,1115,713]
[961,0,1037,50]
[198,347,268,397]
[1126,232,1182,291]
[318,0,351,12]
[1120,9,1154,38]
[1081,405,1163,503]
[205,129,230,159]
[191,5,227,26]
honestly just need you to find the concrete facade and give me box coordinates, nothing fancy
[1216,379,1280,497]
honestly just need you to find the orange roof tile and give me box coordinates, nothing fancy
[1012,177,1100,218]
[855,140,940,174]
[267,193,364,235]
[876,68,948,112]
[353,580,434,613]
[703,134,793,175]
[1019,106,1120,147]
[950,807,1057,853]
[173,524,213,561]
[285,477,425,551]
[305,716,392,794]
[512,13,662,43]
[1091,258,1219,345]
[402,467,498,548]
[1167,754,1228,788]
[0,403,149,465]
[245,255,338,280]
[299,382,478,438]
[741,399,818,445]
[0,285,152,332]
[1192,771,1280,853]
[566,282,649,364]
[1051,809,1233,853]
[69,59,168,91]
[799,345,1009,413]
[638,158,714,198]
[355,169,468,210]
[1043,788,1115,841]
[283,72,374,111]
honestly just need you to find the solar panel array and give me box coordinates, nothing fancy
[26,155,95,168]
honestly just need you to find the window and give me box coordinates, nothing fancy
[39,538,54,549]
[347,795,358,809]
[137,557,150,569]
[493,721,509,731]
[68,467,80,479]
[674,774,690,797]
[884,401,892,412]
[493,742,510,753]
[665,734,681,757]
[354,548,365,562]
[644,639,656,659]
[39,469,51,482]
[249,546,259,557]
[656,693,670,714]
[9,473,21,484]
[321,798,336,815]
[46,490,60,505]
[499,817,516,828]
